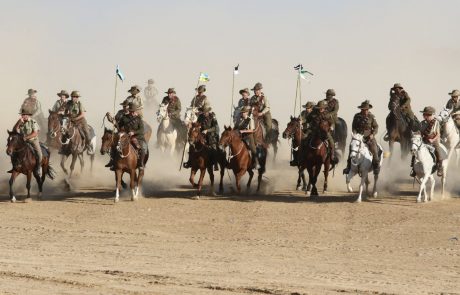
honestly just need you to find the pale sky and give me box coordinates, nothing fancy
[1,0,459,131]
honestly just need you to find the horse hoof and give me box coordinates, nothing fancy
[416,199,421,203]
[114,198,119,203]
[192,196,200,200]
[131,196,138,201]
[11,196,16,203]
[296,186,301,191]
[373,192,378,198]
[209,191,216,197]
[354,199,362,203]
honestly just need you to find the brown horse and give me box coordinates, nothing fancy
[385,108,412,161]
[282,116,307,190]
[187,122,226,198]
[251,102,279,162]
[47,110,62,150]
[6,130,55,202]
[301,120,332,196]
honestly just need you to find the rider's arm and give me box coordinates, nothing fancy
[371,116,379,135]
[24,121,40,141]
[74,102,86,121]
[261,96,270,114]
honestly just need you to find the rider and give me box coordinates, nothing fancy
[11,107,43,176]
[190,85,211,116]
[119,103,147,170]
[234,106,258,168]
[161,88,182,130]
[410,106,443,177]
[20,88,46,130]
[304,100,338,164]
[144,79,159,105]
[343,100,380,175]
[388,83,419,131]
[52,90,70,115]
[324,89,339,128]
[289,101,314,166]
[446,89,460,128]
[197,105,220,171]
[124,85,144,118]
[250,82,272,136]
[65,91,92,152]
[104,101,131,168]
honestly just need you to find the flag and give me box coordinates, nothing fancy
[234,64,239,75]
[199,72,210,82]
[299,69,314,80]
[294,64,303,71]
[116,65,125,81]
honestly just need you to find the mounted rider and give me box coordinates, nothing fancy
[144,79,159,105]
[52,90,70,115]
[20,89,46,131]
[104,100,131,168]
[234,106,258,168]
[65,91,92,152]
[190,85,210,116]
[288,101,315,166]
[118,103,147,170]
[249,82,272,136]
[124,85,144,118]
[324,89,339,127]
[198,105,220,171]
[410,106,443,177]
[388,83,419,131]
[11,106,43,176]
[446,89,460,128]
[161,88,182,130]
[234,88,251,122]
[303,100,338,164]
[343,100,380,175]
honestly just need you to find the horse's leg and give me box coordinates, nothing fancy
[429,175,436,202]
[310,165,319,196]
[417,175,428,203]
[189,168,197,188]
[130,169,137,201]
[346,169,356,193]
[372,172,379,198]
[78,153,84,173]
[389,140,394,163]
[356,174,366,203]
[9,171,19,203]
[90,154,94,173]
[218,158,225,194]
[246,169,254,193]
[301,171,307,191]
[33,170,43,200]
[196,168,206,198]
[69,153,78,178]
[257,170,263,193]
[207,165,215,196]
[115,169,122,203]
[60,154,68,175]
[136,168,144,198]
[25,171,32,202]
[273,142,278,163]
[323,162,329,193]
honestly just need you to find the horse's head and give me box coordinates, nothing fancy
[282,116,300,139]
[184,107,198,126]
[188,122,204,147]
[100,128,114,155]
[319,120,330,138]
[410,132,423,154]
[48,110,61,138]
[156,103,169,123]
[6,130,24,156]
[438,107,452,124]
[219,125,236,150]
[349,132,364,159]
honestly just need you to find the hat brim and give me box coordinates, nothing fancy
[358,105,373,109]
[57,93,69,98]
[239,90,249,95]
[449,92,459,96]
[420,111,434,115]
[19,112,32,115]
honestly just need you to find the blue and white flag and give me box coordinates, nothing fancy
[116,65,125,81]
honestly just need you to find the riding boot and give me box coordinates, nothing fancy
[409,155,416,177]
[343,157,351,175]
[372,160,380,175]
[251,151,259,169]
[290,150,298,167]
[435,150,443,176]
[139,149,146,170]
[330,145,338,165]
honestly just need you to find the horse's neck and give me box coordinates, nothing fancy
[294,124,302,145]
[230,136,244,153]
[160,116,171,128]
[443,117,458,136]
[416,144,433,164]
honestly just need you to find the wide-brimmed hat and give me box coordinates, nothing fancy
[358,100,373,109]
[19,107,33,115]
[240,106,251,113]
[70,90,81,97]
[147,79,154,84]
[325,89,336,96]
[165,88,176,94]
[128,85,141,93]
[393,83,403,89]
[195,85,206,93]
[251,82,263,91]
[303,101,315,109]
[57,90,69,98]
[420,106,436,115]
[27,89,37,96]
[128,102,141,112]
[449,89,460,97]
[239,88,250,95]
[200,105,212,113]
[315,100,328,109]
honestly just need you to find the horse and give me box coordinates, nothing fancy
[333,117,348,160]
[156,103,186,154]
[6,130,55,202]
[410,133,448,201]
[187,122,226,198]
[47,110,62,150]
[59,117,96,179]
[219,126,256,193]
[282,116,307,191]
[184,106,199,126]
[301,120,332,197]
[452,110,460,166]
[437,107,460,165]
[251,102,279,162]
[345,133,383,203]
[385,107,413,161]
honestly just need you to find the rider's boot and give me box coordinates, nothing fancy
[290,150,298,167]
[343,157,351,175]
[251,151,259,169]
[372,160,380,175]
[139,149,146,170]
[435,150,443,176]
[409,155,416,177]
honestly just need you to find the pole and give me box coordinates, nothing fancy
[298,73,302,117]
[293,75,299,116]
[230,70,235,126]
[113,73,118,116]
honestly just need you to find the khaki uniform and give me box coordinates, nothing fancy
[190,94,210,112]
[234,117,256,154]
[161,95,182,129]
[144,85,158,103]
[446,98,460,128]
[20,98,46,129]
[300,110,313,132]
[388,91,417,128]
[352,112,379,164]
[304,110,335,150]
[197,113,220,166]
[66,100,91,145]
[51,99,68,113]
[420,118,442,161]
[250,94,272,132]
[124,95,144,117]
[16,119,42,166]
[119,114,147,168]
[325,98,339,126]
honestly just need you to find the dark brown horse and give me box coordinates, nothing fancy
[101,130,148,202]
[251,102,279,162]
[187,122,226,198]
[282,116,307,190]
[6,130,55,202]
[301,120,332,196]
[385,102,418,161]
[219,126,256,193]
[47,110,62,150]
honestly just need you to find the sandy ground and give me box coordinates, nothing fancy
[0,152,459,295]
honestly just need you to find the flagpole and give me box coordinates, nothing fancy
[230,70,235,126]
[298,71,302,116]
[293,75,299,116]
[113,71,118,124]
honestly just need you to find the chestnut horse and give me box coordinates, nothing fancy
[301,120,332,196]
[187,122,226,198]
[6,130,55,202]
[282,116,307,190]
[47,110,62,150]
[251,102,279,161]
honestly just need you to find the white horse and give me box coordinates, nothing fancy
[447,109,460,166]
[156,103,177,155]
[184,106,198,126]
[437,107,460,165]
[345,133,383,203]
[410,133,448,202]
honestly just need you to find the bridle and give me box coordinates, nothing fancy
[116,133,132,158]
[222,131,244,160]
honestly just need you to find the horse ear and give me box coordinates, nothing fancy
[7,129,11,135]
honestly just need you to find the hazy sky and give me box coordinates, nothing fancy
[1,0,460,132]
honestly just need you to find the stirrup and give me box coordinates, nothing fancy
[183,162,191,169]
[410,169,416,177]
[289,160,297,167]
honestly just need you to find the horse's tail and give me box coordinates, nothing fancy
[47,165,57,180]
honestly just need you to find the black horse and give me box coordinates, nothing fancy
[332,117,348,161]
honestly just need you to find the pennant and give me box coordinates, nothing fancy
[234,64,239,75]
[294,64,303,71]
[299,69,314,80]
[199,72,210,82]
[116,65,125,81]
